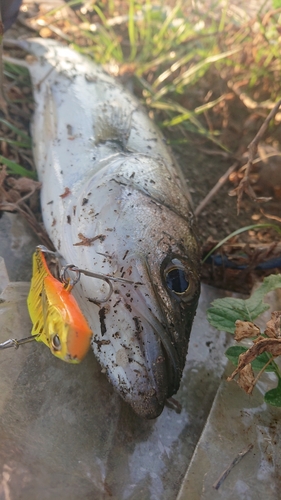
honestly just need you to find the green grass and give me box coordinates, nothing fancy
[1,59,35,178]
[202,223,281,263]
[44,0,280,149]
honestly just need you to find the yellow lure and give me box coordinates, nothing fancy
[27,247,92,363]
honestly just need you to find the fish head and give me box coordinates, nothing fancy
[115,218,200,418]
[97,238,200,419]
[134,239,201,401]
[41,276,92,363]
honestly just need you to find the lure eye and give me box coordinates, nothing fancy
[165,268,189,294]
[52,334,61,351]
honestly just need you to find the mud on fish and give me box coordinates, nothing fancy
[10,38,201,419]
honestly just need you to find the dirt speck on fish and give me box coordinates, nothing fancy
[15,38,201,418]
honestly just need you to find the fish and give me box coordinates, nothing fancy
[11,38,201,418]
[27,246,92,362]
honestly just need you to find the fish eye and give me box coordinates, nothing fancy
[52,334,61,351]
[162,258,195,298]
[165,267,189,294]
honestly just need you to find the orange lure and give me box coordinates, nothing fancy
[27,247,92,363]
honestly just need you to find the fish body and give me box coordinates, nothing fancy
[28,246,92,362]
[19,38,200,418]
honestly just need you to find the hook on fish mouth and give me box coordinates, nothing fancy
[37,245,143,302]
[60,264,142,303]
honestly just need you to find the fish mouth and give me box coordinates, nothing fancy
[94,303,176,419]
[123,290,184,419]
[96,281,196,420]
[108,317,178,419]
[107,299,194,419]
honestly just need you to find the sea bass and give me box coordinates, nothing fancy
[14,38,201,418]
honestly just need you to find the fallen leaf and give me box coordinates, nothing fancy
[264,311,281,338]
[7,177,41,194]
[237,364,255,394]
[4,188,21,203]
[234,320,260,341]
[228,337,281,381]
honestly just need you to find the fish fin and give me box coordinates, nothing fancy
[94,101,132,150]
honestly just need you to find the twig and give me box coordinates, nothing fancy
[237,98,281,214]
[253,356,274,386]
[227,80,278,112]
[195,162,239,216]
[260,208,281,224]
[213,443,253,490]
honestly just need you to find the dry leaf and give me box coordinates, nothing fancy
[234,320,260,341]
[7,177,41,194]
[237,364,255,394]
[264,311,281,338]
[4,188,21,203]
[228,337,281,382]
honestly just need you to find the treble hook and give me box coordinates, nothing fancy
[60,265,139,303]
[60,265,113,303]
[0,334,38,350]
[36,245,58,256]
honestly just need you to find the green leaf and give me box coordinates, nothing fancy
[207,274,281,333]
[225,345,247,364]
[247,274,281,316]
[0,118,32,145]
[225,346,275,372]
[207,297,264,333]
[0,137,31,149]
[0,155,37,179]
[264,380,281,407]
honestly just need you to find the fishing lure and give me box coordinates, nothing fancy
[26,246,93,363]
[0,246,136,361]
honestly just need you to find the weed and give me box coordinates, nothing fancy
[208,273,281,406]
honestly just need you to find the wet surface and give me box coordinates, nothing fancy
[177,365,281,500]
